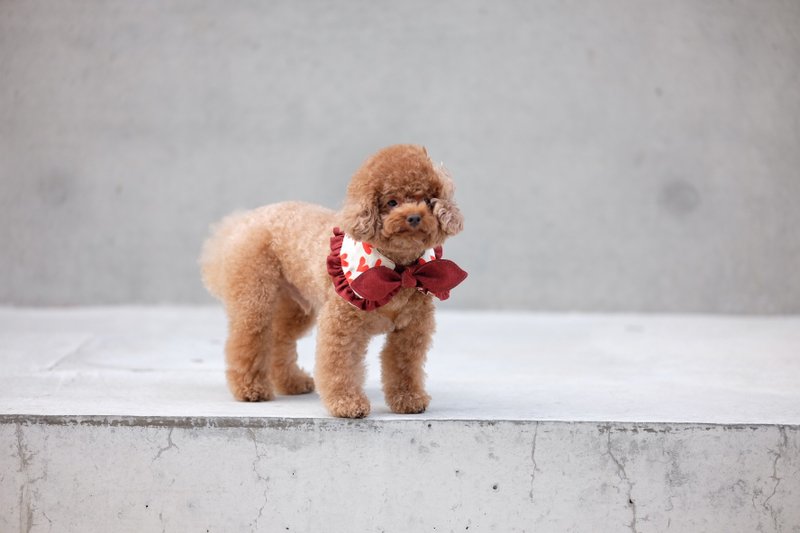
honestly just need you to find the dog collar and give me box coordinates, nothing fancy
[326,227,467,311]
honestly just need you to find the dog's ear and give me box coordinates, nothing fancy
[341,195,380,242]
[433,163,464,236]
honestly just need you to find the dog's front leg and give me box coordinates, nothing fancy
[315,300,372,418]
[381,298,434,414]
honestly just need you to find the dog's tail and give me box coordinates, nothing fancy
[199,210,251,301]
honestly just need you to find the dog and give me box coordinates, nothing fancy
[200,144,465,418]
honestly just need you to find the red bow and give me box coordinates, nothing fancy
[348,259,468,301]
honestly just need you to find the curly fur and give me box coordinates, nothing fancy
[200,144,464,418]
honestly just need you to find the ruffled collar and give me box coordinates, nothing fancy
[326,227,467,311]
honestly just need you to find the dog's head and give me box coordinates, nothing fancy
[340,144,463,265]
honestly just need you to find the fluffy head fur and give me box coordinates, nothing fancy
[340,144,463,265]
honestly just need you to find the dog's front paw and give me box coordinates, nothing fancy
[325,393,371,419]
[386,390,431,414]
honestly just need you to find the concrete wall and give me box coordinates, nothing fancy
[3,417,799,533]
[1,1,799,312]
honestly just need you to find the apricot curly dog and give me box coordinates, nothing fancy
[200,144,466,418]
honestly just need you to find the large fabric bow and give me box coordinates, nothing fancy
[348,259,468,301]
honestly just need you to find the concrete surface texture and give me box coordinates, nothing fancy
[3,418,798,533]
[2,307,799,424]
[1,307,799,532]
[2,1,800,312]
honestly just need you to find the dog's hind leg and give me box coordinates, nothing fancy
[222,235,281,402]
[269,290,315,395]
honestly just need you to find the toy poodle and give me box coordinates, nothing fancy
[200,144,466,418]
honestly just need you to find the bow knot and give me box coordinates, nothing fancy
[400,268,418,289]
[349,259,467,302]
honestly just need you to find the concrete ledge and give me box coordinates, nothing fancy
[4,416,798,532]
[2,307,799,531]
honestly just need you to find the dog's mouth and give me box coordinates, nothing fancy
[393,227,424,235]
[381,225,430,243]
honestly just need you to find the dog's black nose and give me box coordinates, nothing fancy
[407,214,422,227]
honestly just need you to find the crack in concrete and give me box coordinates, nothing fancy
[45,336,93,371]
[15,424,32,471]
[762,426,787,531]
[15,424,34,533]
[606,431,638,533]
[152,428,179,461]
[659,440,678,513]
[529,421,539,502]
[247,428,270,529]
[751,491,760,513]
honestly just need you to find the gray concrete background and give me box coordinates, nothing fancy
[1,1,798,312]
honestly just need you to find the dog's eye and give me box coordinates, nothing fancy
[424,198,433,208]
[387,199,398,208]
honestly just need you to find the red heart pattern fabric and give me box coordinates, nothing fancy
[327,227,466,311]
